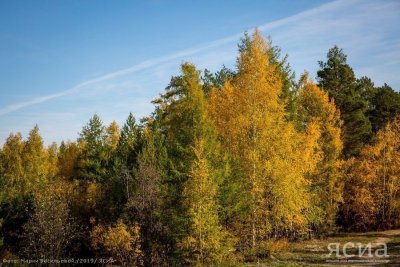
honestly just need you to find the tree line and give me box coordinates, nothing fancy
[1,30,400,266]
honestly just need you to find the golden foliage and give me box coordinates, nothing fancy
[208,30,320,253]
[91,220,142,266]
[343,117,400,230]
[180,139,234,266]
[106,121,121,150]
[297,73,344,233]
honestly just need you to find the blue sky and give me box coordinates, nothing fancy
[0,0,399,145]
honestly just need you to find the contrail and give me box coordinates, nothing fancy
[0,0,347,116]
[0,34,242,116]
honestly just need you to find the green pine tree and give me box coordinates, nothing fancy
[317,46,372,156]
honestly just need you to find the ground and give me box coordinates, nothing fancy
[246,229,400,266]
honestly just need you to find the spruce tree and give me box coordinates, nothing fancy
[77,114,107,182]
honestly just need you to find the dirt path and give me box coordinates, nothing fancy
[379,229,400,236]
[256,229,400,266]
[371,237,391,248]
[364,228,400,247]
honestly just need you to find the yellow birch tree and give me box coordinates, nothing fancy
[296,73,344,234]
[208,30,320,256]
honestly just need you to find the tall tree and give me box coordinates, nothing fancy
[117,113,142,171]
[0,133,31,252]
[208,30,319,256]
[105,114,142,220]
[77,114,107,182]
[296,73,344,234]
[22,125,49,186]
[179,139,233,266]
[317,46,372,156]
[151,62,225,263]
[125,128,168,266]
[0,133,25,198]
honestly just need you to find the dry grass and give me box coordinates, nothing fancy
[245,229,400,266]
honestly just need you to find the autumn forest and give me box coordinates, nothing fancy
[1,30,400,266]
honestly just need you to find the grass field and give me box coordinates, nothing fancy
[246,229,400,266]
